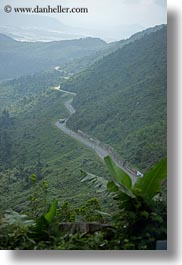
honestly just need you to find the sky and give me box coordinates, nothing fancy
[0,0,167,41]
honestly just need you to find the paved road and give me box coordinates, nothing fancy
[56,121,109,160]
[54,86,137,183]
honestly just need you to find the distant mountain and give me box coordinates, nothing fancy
[0,12,67,30]
[0,12,87,42]
[0,12,144,43]
[65,25,167,171]
[0,34,106,79]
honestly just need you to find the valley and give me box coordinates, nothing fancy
[0,24,167,250]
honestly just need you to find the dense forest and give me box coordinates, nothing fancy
[0,25,167,250]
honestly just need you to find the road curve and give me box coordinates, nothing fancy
[54,87,137,183]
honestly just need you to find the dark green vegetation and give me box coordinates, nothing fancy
[0,156,167,250]
[0,34,106,79]
[0,25,167,249]
[0,109,14,168]
[65,26,167,171]
[0,71,63,111]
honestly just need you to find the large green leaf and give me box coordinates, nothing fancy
[133,157,167,200]
[104,156,135,198]
[107,181,119,193]
[104,156,132,189]
[44,199,58,224]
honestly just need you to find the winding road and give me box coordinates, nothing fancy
[54,85,137,183]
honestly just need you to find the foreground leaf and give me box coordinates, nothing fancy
[133,157,167,200]
[44,200,58,224]
[104,156,132,189]
[104,156,135,198]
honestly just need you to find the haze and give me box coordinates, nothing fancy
[0,0,167,41]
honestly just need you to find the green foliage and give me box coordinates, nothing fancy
[0,110,14,169]
[111,194,167,250]
[105,156,167,249]
[57,202,76,222]
[0,221,36,250]
[104,156,133,196]
[30,174,37,184]
[81,155,167,249]
[82,155,167,202]
[56,232,107,250]
[44,200,58,224]
[0,190,107,249]
[0,71,63,112]
[0,156,167,250]
[133,158,167,200]
[3,210,34,227]
[75,198,104,223]
[27,177,49,218]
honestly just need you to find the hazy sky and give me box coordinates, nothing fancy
[1,0,167,28]
[0,0,167,42]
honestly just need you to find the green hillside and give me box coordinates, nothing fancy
[65,26,167,171]
[61,24,164,74]
[0,74,109,213]
[0,34,106,80]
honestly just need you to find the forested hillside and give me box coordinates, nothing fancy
[65,26,167,170]
[0,72,110,213]
[61,24,164,74]
[0,34,106,79]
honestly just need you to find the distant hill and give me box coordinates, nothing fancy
[61,24,165,74]
[65,25,167,171]
[0,12,87,42]
[0,34,106,79]
[0,25,163,80]
[0,11,144,42]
